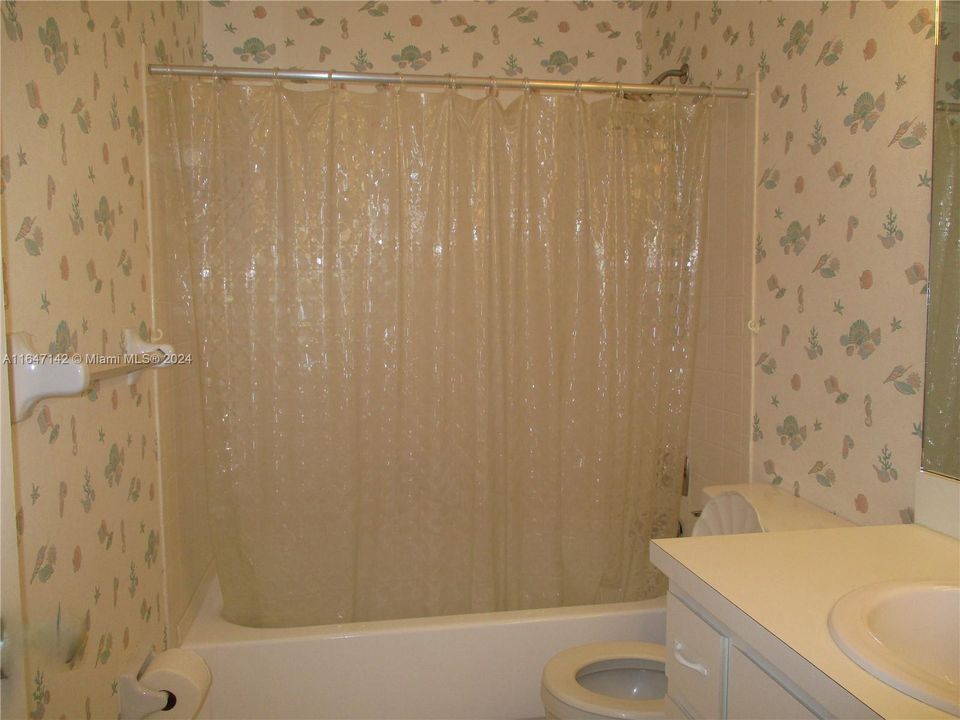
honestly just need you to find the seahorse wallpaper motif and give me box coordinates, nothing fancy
[202,0,938,524]
[201,1,653,80]
[1,2,201,717]
[642,1,937,523]
[0,2,943,714]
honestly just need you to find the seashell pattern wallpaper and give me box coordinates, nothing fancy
[1,2,200,717]
[641,1,936,524]
[202,0,937,524]
[0,1,941,715]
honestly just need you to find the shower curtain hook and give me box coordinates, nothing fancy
[212,64,219,82]
[327,69,334,90]
[523,77,531,94]
[488,75,498,97]
[616,81,623,99]
[448,73,457,91]
[575,79,583,96]
[398,73,406,94]
[273,66,281,84]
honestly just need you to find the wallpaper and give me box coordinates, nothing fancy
[1,7,940,716]
[0,2,201,717]
[201,1,938,524]
[201,0,651,82]
[936,0,958,107]
[643,1,936,524]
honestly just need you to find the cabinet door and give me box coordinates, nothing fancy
[665,593,726,719]
[727,647,819,720]
[665,693,692,720]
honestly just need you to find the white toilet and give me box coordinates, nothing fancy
[540,483,851,720]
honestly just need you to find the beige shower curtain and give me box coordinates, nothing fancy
[924,111,960,477]
[149,80,711,628]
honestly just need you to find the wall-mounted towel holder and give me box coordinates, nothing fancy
[6,328,176,422]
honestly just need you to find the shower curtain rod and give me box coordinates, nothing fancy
[147,64,750,99]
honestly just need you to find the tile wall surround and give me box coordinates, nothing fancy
[1,1,201,716]
[644,1,937,524]
[682,93,757,530]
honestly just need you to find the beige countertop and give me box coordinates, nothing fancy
[652,523,960,720]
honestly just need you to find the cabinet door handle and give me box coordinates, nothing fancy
[673,640,708,676]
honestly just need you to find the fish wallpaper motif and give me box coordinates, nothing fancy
[642,1,937,524]
[202,0,938,524]
[201,0,655,80]
[0,0,944,715]
[1,1,200,717]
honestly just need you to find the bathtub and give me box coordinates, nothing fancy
[181,575,666,719]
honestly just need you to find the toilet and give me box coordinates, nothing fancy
[542,642,667,719]
[540,483,851,720]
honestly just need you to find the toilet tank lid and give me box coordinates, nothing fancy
[700,483,853,532]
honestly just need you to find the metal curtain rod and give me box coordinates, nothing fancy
[936,100,960,113]
[147,64,750,99]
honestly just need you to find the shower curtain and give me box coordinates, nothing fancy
[149,80,711,628]
[923,111,960,477]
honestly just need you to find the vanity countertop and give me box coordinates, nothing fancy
[652,523,960,720]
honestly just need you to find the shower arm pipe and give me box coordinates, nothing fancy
[651,63,690,87]
[147,63,750,99]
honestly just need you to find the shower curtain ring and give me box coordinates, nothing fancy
[448,73,457,91]
[523,77,531,93]
[273,66,281,83]
[488,75,498,96]
[575,79,582,95]
[212,64,219,81]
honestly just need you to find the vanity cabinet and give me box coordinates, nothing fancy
[652,524,958,720]
[726,647,817,719]
[664,590,870,720]
[665,593,726,717]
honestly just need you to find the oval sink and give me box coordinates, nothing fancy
[828,580,960,715]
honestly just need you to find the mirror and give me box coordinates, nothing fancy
[922,0,960,480]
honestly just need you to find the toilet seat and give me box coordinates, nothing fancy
[541,641,666,719]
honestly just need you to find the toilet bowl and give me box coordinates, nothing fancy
[540,483,851,719]
[541,642,667,720]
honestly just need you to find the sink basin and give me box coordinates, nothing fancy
[829,580,960,715]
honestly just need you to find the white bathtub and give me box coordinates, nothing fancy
[182,576,666,719]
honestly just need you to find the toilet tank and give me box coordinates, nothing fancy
[692,483,851,537]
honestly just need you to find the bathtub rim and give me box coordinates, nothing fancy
[182,572,667,648]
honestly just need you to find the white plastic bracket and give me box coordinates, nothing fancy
[6,332,89,423]
[120,328,175,385]
[117,646,172,720]
[6,328,177,422]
